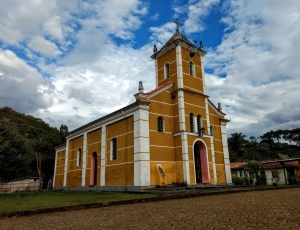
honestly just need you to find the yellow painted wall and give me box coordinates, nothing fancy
[157,49,177,86]
[86,128,101,186]
[105,116,134,186]
[105,163,134,186]
[54,149,65,187]
[66,136,83,186]
[181,48,204,93]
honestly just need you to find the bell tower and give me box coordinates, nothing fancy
[150,23,207,94]
[150,22,209,185]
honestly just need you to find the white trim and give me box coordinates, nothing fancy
[149,112,178,118]
[183,101,206,110]
[210,138,217,184]
[192,138,211,184]
[220,123,232,184]
[155,59,158,87]
[53,151,58,187]
[81,132,87,186]
[106,131,134,140]
[137,82,174,99]
[67,103,149,139]
[134,109,150,186]
[164,62,170,79]
[189,61,196,77]
[200,55,206,94]
[63,139,69,186]
[148,99,175,106]
[100,125,106,186]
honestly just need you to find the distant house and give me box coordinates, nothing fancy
[230,159,300,185]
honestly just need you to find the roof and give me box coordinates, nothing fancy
[230,159,300,170]
[151,30,206,59]
[134,81,173,99]
[160,30,195,50]
[66,100,150,139]
[230,162,245,169]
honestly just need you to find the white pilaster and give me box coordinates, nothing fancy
[134,109,150,186]
[194,117,198,133]
[53,151,58,187]
[100,125,106,186]
[210,138,217,184]
[205,99,210,134]
[63,139,69,186]
[200,56,206,94]
[176,45,190,184]
[221,122,232,184]
[81,132,87,186]
[155,59,158,87]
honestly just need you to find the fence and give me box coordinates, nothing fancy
[0,178,43,193]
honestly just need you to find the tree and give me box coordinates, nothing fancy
[228,133,247,158]
[0,119,33,182]
[0,107,69,182]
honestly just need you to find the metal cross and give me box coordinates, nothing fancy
[173,18,183,31]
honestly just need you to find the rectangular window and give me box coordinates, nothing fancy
[77,148,81,166]
[112,138,117,160]
[272,170,279,178]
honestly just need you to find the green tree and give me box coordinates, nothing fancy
[0,119,33,182]
[228,133,247,158]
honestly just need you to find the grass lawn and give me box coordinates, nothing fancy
[0,191,157,214]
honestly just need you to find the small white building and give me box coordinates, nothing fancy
[230,159,300,185]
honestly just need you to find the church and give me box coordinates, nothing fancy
[53,26,232,191]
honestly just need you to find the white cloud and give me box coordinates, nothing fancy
[184,0,220,34]
[0,0,57,44]
[43,16,63,40]
[205,0,300,136]
[28,36,62,57]
[0,49,58,113]
[149,22,176,45]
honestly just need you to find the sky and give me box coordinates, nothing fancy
[0,0,299,139]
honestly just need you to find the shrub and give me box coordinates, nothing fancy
[261,174,267,185]
[288,174,297,185]
[243,175,250,185]
[232,175,243,185]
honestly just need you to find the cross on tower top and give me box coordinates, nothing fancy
[173,18,183,31]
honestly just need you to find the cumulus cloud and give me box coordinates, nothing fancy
[43,16,63,40]
[0,49,57,113]
[184,0,220,34]
[28,36,62,56]
[205,0,300,136]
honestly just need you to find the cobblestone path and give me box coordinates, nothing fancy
[0,188,299,229]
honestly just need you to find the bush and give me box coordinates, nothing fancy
[261,174,267,185]
[243,175,250,185]
[232,175,243,185]
[288,174,297,185]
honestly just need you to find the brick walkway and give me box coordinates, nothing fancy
[1,188,299,229]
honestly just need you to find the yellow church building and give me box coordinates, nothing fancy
[53,28,232,191]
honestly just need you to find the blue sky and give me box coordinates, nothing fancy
[0,0,299,139]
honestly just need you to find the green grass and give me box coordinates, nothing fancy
[0,191,157,214]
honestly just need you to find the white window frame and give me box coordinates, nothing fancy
[110,138,117,160]
[77,148,81,166]
[164,63,170,79]
[189,61,195,76]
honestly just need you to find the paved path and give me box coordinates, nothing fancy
[1,188,299,229]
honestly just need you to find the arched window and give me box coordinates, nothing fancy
[189,61,194,76]
[77,148,81,166]
[210,126,214,136]
[165,63,170,78]
[158,116,164,132]
[111,138,117,160]
[190,113,194,132]
[197,115,202,132]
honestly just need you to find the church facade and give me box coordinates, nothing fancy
[53,29,232,191]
